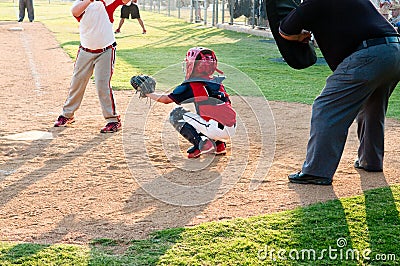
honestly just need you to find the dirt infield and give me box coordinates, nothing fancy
[1,21,400,245]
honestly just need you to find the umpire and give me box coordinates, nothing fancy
[115,0,146,34]
[279,0,400,185]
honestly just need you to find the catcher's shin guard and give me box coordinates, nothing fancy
[180,123,202,147]
[169,107,202,146]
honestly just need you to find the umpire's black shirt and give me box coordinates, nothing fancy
[280,0,398,71]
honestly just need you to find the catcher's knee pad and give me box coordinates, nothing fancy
[169,106,189,131]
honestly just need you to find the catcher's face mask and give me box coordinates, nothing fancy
[183,47,222,80]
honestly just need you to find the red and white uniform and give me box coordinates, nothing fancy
[60,0,124,123]
[169,80,237,141]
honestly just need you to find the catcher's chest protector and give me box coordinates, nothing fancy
[265,0,317,69]
[190,82,236,127]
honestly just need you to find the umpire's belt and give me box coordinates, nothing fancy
[80,42,116,53]
[355,36,400,51]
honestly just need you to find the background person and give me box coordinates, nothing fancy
[379,0,392,19]
[115,0,146,34]
[389,3,400,32]
[18,0,34,22]
[192,0,202,22]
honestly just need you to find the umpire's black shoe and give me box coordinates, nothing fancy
[288,172,332,185]
[354,160,383,172]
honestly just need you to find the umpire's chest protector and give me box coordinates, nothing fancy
[265,0,317,69]
[190,82,236,127]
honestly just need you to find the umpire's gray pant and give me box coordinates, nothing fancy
[302,42,400,179]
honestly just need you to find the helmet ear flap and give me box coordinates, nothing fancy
[185,48,200,80]
[184,59,195,80]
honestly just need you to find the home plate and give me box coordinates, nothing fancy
[3,130,54,141]
[8,27,24,31]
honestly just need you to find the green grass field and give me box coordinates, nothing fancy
[1,1,400,265]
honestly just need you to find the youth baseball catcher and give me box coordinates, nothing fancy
[130,47,237,158]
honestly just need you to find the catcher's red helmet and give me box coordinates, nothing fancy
[184,47,223,80]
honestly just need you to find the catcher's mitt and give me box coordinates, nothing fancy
[130,75,156,98]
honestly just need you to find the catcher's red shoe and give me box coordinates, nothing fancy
[54,115,75,127]
[100,120,121,133]
[188,149,201,159]
[187,139,215,158]
[215,142,226,155]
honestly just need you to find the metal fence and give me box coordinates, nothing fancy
[8,0,268,29]
[139,0,269,29]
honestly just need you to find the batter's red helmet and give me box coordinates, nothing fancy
[184,47,223,80]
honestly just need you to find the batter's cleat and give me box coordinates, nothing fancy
[100,120,121,133]
[114,29,121,34]
[215,142,226,155]
[54,115,75,127]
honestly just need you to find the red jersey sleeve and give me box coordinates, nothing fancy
[105,0,124,22]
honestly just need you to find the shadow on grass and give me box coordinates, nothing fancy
[281,185,356,265]
[360,172,400,263]
[278,171,400,265]
[88,228,185,265]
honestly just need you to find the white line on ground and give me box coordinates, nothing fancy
[20,29,43,95]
